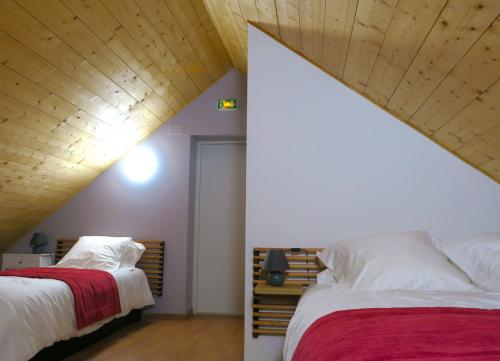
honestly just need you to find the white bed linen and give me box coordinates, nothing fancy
[283,284,500,361]
[0,267,155,361]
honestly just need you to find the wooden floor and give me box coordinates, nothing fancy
[65,316,244,361]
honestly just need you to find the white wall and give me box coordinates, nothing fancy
[245,25,500,361]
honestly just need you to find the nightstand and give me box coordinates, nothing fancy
[253,283,305,337]
[1,253,54,270]
[252,247,324,337]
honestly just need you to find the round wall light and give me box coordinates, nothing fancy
[121,145,159,183]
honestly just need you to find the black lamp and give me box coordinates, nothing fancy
[263,249,290,287]
[30,233,48,254]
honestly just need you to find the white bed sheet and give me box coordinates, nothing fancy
[0,267,155,361]
[283,284,500,361]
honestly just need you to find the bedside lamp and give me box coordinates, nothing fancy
[263,249,290,287]
[30,233,48,254]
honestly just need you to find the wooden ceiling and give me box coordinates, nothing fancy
[203,0,500,182]
[0,0,498,249]
[0,0,231,247]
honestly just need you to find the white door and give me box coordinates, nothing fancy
[193,142,246,315]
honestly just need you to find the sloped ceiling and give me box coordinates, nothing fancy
[203,0,500,182]
[0,0,231,248]
[0,0,499,250]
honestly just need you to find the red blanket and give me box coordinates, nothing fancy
[0,267,121,329]
[292,307,500,361]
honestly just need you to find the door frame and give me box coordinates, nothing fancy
[192,140,246,314]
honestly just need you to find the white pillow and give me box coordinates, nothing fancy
[316,269,337,285]
[435,231,500,292]
[55,236,135,272]
[121,242,146,268]
[318,230,477,292]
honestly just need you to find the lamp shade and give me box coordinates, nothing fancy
[263,249,289,272]
[30,233,48,247]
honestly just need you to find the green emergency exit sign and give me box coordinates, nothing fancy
[217,98,238,110]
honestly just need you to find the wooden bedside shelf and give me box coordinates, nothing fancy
[255,283,305,296]
[252,247,324,337]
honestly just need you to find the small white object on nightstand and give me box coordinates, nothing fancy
[1,253,54,270]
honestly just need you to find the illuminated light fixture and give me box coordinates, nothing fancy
[121,145,158,183]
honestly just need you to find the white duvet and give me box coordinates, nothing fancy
[0,268,155,361]
[283,284,500,361]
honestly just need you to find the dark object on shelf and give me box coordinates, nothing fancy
[30,233,48,254]
[263,249,290,286]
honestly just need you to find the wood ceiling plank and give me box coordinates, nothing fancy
[455,124,500,165]
[256,0,281,39]
[0,30,144,139]
[203,0,247,71]
[275,0,300,51]
[0,126,105,172]
[0,64,134,151]
[191,0,233,72]
[98,0,201,102]
[0,201,57,216]
[0,181,68,203]
[387,0,500,119]
[342,0,399,92]
[0,114,113,169]
[0,168,76,196]
[433,79,500,150]
[410,73,483,136]
[0,174,73,201]
[364,0,447,105]
[0,92,93,146]
[131,0,213,92]
[0,205,49,217]
[410,17,500,134]
[15,0,171,121]
[482,157,500,179]
[0,221,40,233]
[299,0,326,64]
[0,0,152,122]
[0,198,57,212]
[161,0,228,82]
[0,162,88,192]
[0,143,99,178]
[0,159,91,189]
[0,211,44,224]
[225,0,251,70]
[0,124,108,171]
[0,202,56,215]
[238,0,260,22]
[61,0,186,112]
[321,0,358,77]
[0,35,147,145]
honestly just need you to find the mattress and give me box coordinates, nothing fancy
[283,284,500,361]
[0,267,155,361]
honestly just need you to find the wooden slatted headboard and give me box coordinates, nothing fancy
[253,247,325,287]
[252,247,325,336]
[55,239,165,297]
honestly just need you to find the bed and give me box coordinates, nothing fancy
[284,284,500,361]
[281,230,500,361]
[0,238,164,361]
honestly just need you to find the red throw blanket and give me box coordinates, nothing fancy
[0,267,121,329]
[292,307,500,361]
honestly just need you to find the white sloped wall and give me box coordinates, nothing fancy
[245,25,500,361]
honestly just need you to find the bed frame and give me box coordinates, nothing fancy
[31,239,165,361]
[253,247,325,337]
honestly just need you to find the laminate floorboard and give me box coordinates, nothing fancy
[65,316,244,361]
